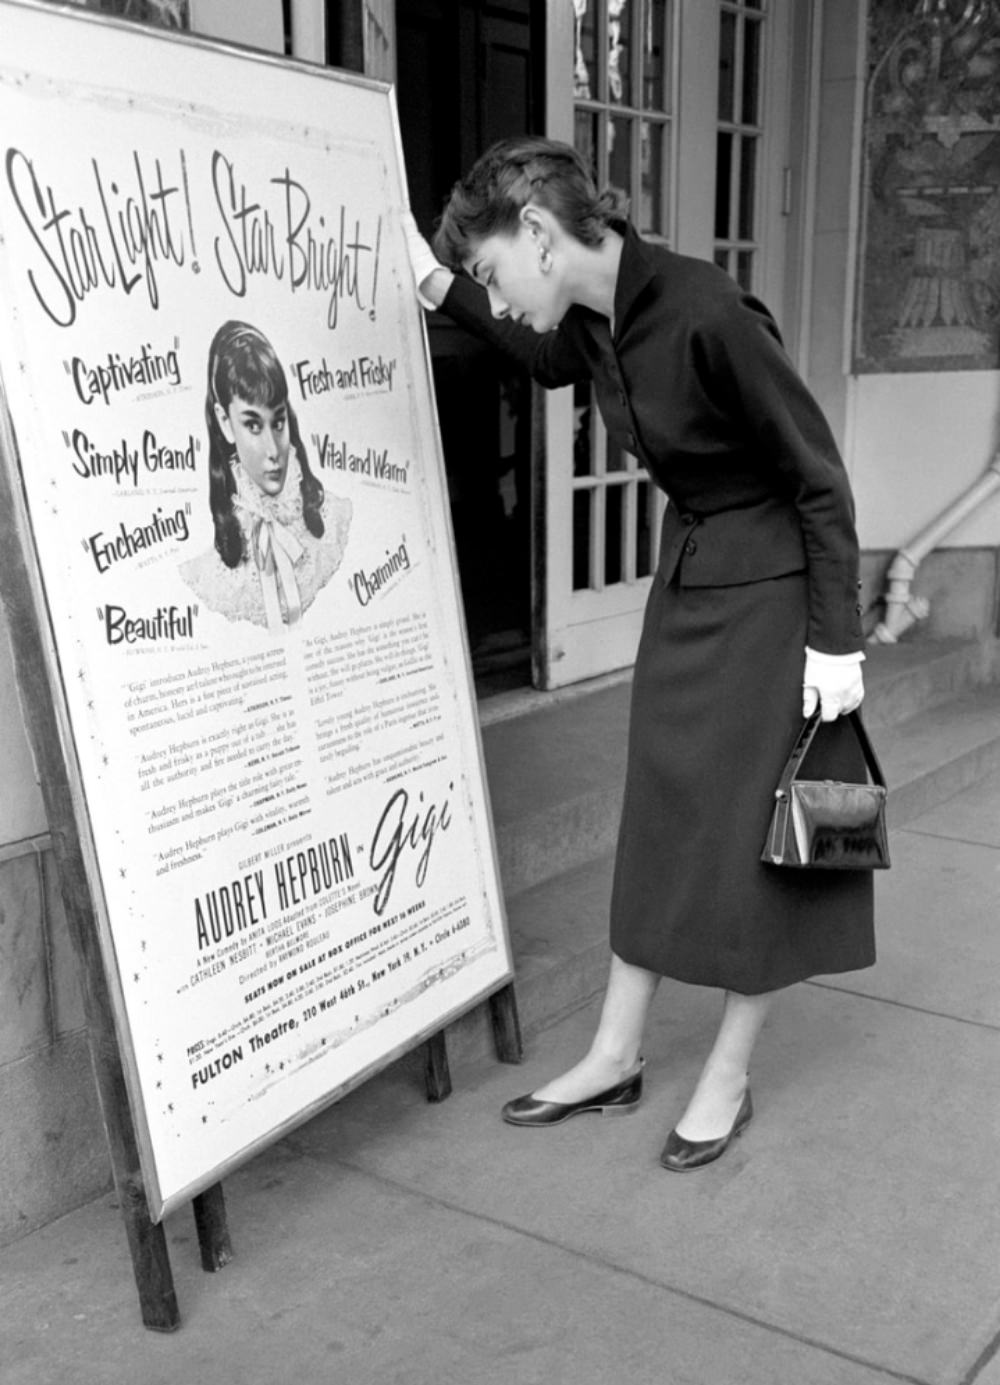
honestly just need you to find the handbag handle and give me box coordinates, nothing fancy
[775,709,887,797]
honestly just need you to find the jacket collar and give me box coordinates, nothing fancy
[611,220,658,336]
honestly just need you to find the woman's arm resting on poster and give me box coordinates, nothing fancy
[400,212,588,388]
[402,210,454,308]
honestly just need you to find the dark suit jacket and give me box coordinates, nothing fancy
[440,222,864,655]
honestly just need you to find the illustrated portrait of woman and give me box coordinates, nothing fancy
[179,320,351,633]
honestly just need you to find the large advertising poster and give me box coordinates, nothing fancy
[0,0,512,1219]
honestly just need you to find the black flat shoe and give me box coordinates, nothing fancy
[501,1064,644,1127]
[659,1088,753,1171]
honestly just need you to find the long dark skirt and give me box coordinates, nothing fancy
[609,570,876,994]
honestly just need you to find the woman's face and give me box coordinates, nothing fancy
[466,223,567,334]
[216,394,290,496]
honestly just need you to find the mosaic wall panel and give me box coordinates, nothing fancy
[857,0,1000,372]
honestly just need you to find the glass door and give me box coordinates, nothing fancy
[536,0,675,688]
[537,0,796,689]
[571,0,673,599]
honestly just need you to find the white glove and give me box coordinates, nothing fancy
[401,209,448,309]
[802,647,865,722]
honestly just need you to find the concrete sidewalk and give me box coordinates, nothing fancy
[5,771,1000,1385]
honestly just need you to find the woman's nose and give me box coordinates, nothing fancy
[486,284,509,320]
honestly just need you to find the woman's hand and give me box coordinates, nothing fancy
[401,210,453,308]
[802,647,864,722]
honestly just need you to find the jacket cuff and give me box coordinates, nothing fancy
[805,646,865,665]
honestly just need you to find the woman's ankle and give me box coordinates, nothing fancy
[532,1050,639,1102]
[588,1042,643,1078]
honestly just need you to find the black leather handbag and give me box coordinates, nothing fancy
[762,710,890,870]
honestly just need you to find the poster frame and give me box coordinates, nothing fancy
[0,0,516,1224]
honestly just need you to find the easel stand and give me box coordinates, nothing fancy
[423,981,523,1101]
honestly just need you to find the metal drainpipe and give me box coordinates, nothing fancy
[868,453,1000,645]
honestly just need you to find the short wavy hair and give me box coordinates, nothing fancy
[432,136,628,270]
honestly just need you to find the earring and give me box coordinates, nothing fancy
[539,246,552,274]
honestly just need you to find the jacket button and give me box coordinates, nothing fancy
[681,513,696,526]
[684,540,698,556]
[856,603,863,615]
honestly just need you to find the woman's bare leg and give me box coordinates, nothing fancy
[672,987,778,1140]
[530,954,659,1103]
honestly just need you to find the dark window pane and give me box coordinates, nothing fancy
[605,483,624,584]
[573,488,592,590]
[575,110,599,177]
[609,0,632,106]
[736,249,754,289]
[636,479,653,578]
[642,0,667,109]
[609,113,633,197]
[576,0,597,100]
[718,10,736,122]
[714,248,731,274]
[738,134,756,240]
[715,131,732,239]
[607,436,630,472]
[573,381,594,477]
[742,17,762,125]
[639,120,665,235]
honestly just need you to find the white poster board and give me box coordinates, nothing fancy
[0,0,512,1220]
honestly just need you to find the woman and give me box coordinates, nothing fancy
[180,320,351,633]
[404,137,874,1170]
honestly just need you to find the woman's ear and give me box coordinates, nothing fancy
[213,399,234,444]
[519,203,548,245]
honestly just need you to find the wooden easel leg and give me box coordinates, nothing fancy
[423,1029,452,1102]
[118,1175,180,1332]
[488,982,523,1064]
[192,1182,233,1272]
